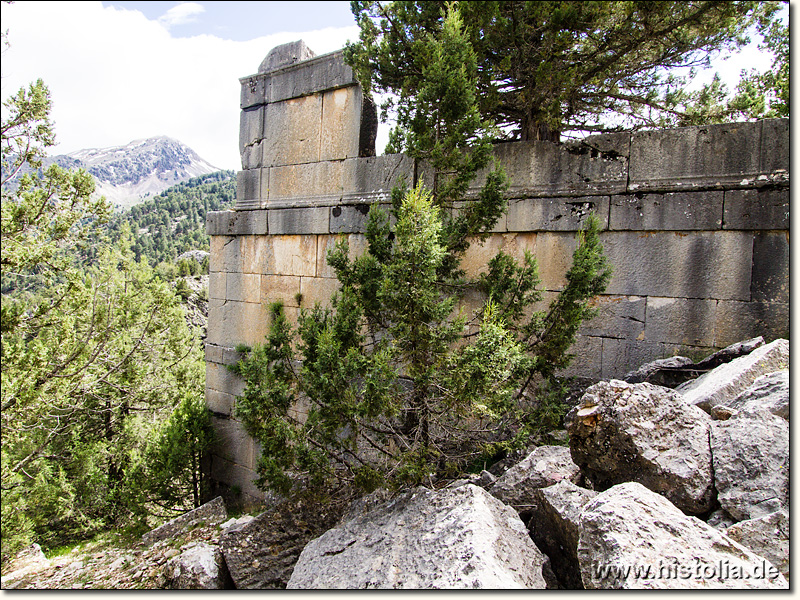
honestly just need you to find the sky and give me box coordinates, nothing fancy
[1,1,789,171]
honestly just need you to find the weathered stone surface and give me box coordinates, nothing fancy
[211,416,258,470]
[610,191,723,231]
[239,106,265,156]
[727,370,788,419]
[623,355,694,385]
[209,456,263,502]
[714,301,788,348]
[489,445,581,509]
[164,542,232,589]
[528,480,598,589]
[693,336,764,370]
[320,86,365,162]
[344,153,415,200]
[261,274,301,307]
[267,50,357,104]
[207,209,268,236]
[578,482,787,589]
[268,161,345,204]
[507,196,611,231]
[758,118,790,174]
[268,206,329,235]
[142,497,227,546]
[629,121,763,192]
[287,484,548,589]
[219,504,321,589]
[723,187,789,230]
[262,95,322,168]
[578,295,646,341]
[258,40,315,74]
[329,203,373,233]
[710,408,789,522]
[725,510,789,582]
[565,380,713,514]
[489,134,630,198]
[643,297,717,346]
[602,230,753,301]
[750,232,789,302]
[677,338,789,412]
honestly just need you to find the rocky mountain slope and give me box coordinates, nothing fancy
[9,137,219,210]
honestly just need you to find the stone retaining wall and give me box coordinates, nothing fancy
[204,42,789,503]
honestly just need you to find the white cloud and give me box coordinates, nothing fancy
[1,1,358,170]
[157,2,205,28]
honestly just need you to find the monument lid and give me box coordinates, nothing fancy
[258,40,316,73]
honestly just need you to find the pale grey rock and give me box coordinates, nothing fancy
[706,508,737,530]
[489,445,581,509]
[725,510,789,582]
[259,40,315,73]
[528,480,598,589]
[578,482,788,589]
[287,484,548,589]
[709,404,737,420]
[566,380,713,514]
[728,370,788,420]
[142,496,227,546]
[677,338,788,412]
[219,503,319,589]
[710,408,789,521]
[623,355,694,385]
[164,542,232,589]
[692,337,764,370]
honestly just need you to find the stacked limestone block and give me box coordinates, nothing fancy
[205,40,789,503]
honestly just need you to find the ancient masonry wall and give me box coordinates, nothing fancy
[205,43,789,501]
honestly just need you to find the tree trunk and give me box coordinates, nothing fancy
[520,111,560,142]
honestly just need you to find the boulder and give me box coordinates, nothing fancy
[727,370,788,420]
[489,445,581,510]
[141,496,227,546]
[164,542,232,589]
[287,484,549,589]
[692,337,764,370]
[219,502,320,589]
[565,380,713,514]
[710,408,789,521]
[528,480,598,589]
[677,338,788,413]
[623,355,695,386]
[577,482,787,589]
[725,510,789,582]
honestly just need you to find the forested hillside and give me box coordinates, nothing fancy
[106,170,235,268]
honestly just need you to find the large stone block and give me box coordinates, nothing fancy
[208,271,226,300]
[241,140,264,170]
[226,272,261,303]
[270,235,318,277]
[268,206,330,235]
[316,234,368,278]
[206,388,235,417]
[240,235,273,275]
[207,209,268,237]
[320,87,363,162]
[557,334,603,379]
[459,232,538,280]
[268,161,346,204]
[610,191,723,231]
[602,231,753,300]
[210,456,263,501]
[240,72,270,109]
[329,203,372,233]
[206,298,270,348]
[750,232,789,303]
[536,232,580,291]
[261,95,322,168]
[579,295,646,340]
[261,274,302,307]
[208,235,230,273]
[643,297,717,346]
[239,106,265,155]
[211,416,258,470]
[723,187,789,230]
[300,277,341,309]
[345,153,415,200]
[236,169,264,207]
[714,301,789,348]
[488,133,629,198]
[206,359,245,398]
[266,50,357,104]
[258,39,316,74]
[629,121,762,191]
[759,118,789,175]
[599,339,679,380]
[507,196,610,232]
